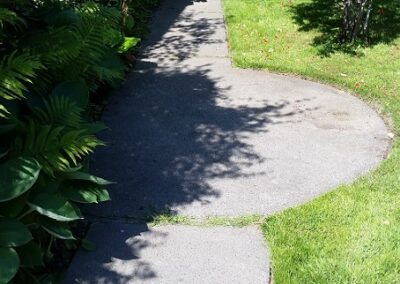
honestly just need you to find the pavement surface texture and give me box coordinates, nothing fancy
[64,0,390,283]
[65,224,270,284]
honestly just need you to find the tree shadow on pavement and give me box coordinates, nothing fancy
[90,60,295,217]
[67,0,301,282]
[141,11,226,62]
[65,223,162,283]
[87,0,299,218]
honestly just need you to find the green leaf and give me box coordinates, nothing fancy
[0,98,19,131]
[62,165,83,173]
[15,241,43,267]
[9,269,40,284]
[100,50,124,69]
[0,247,19,284]
[0,193,28,218]
[38,216,75,240]
[51,80,89,109]
[118,37,140,53]
[0,92,21,117]
[94,50,125,85]
[0,218,32,247]
[125,15,135,30]
[0,52,42,101]
[81,122,108,135]
[28,193,81,222]
[60,181,110,204]
[0,157,41,202]
[32,95,83,128]
[62,171,113,185]
[24,91,45,112]
[0,122,17,135]
[0,148,9,159]
[0,7,26,29]
[81,239,96,251]
[45,8,80,27]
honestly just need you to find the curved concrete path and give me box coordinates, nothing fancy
[89,0,388,218]
[65,0,389,283]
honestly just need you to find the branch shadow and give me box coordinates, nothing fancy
[66,0,304,282]
[90,60,296,216]
[87,0,300,218]
[140,4,226,61]
[74,61,302,282]
[290,0,400,56]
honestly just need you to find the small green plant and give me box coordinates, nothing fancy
[0,80,112,282]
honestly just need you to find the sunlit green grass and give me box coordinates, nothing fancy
[149,214,263,227]
[223,0,400,282]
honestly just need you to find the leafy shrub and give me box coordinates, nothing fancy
[0,0,148,282]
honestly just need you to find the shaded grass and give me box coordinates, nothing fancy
[223,0,400,282]
[290,0,400,55]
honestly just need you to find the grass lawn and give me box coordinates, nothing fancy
[223,0,400,283]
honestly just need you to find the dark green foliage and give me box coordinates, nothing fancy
[0,0,155,282]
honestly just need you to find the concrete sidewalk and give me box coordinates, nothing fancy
[64,0,389,283]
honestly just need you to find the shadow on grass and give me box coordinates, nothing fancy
[290,0,400,56]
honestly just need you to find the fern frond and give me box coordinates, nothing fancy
[0,52,43,100]
[19,4,124,88]
[74,16,108,65]
[33,96,83,128]
[0,7,26,29]
[0,103,10,118]
[78,3,121,30]
[60,130,104,166]
[69,4,124,84]
[15,121,104,175]
[92,65,124,85]
[24,26,81,65]
[27,69,54,96]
